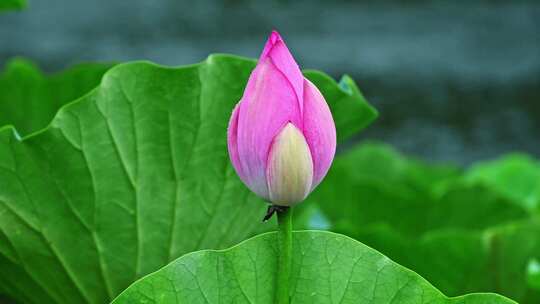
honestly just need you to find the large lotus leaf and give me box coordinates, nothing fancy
[112,230,516,304]
[0,55,377,304]
[0,58,113,137]
[309,143,528,237]
[465,154,540,212]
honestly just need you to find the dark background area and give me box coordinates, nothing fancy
[1,0,539,164]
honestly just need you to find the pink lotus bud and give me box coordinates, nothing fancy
[227,31,336,206]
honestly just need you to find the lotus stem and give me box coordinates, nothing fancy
[276,206,293,304]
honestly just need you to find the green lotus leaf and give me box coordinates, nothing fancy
[0,55,377,304]
[307,143,537,303]
[112,231,516,304]
[465,154,540,212]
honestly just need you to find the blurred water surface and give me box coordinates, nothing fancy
[1,0,539,164]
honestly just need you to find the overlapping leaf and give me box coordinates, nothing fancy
[351,220,540,302]
[0,55,377,304]
[465,154,540,212]
[112,231,516,304]
[309,143,528,236]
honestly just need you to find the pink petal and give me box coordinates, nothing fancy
[227,103,245,182]
[302,79,337,190]
[235,57,303,200]
[260,31,304,116]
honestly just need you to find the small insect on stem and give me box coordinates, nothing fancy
[262,204,289,222]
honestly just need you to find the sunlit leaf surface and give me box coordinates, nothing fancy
[113,231,517,304]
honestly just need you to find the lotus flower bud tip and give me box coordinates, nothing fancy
[227,31,336,206]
